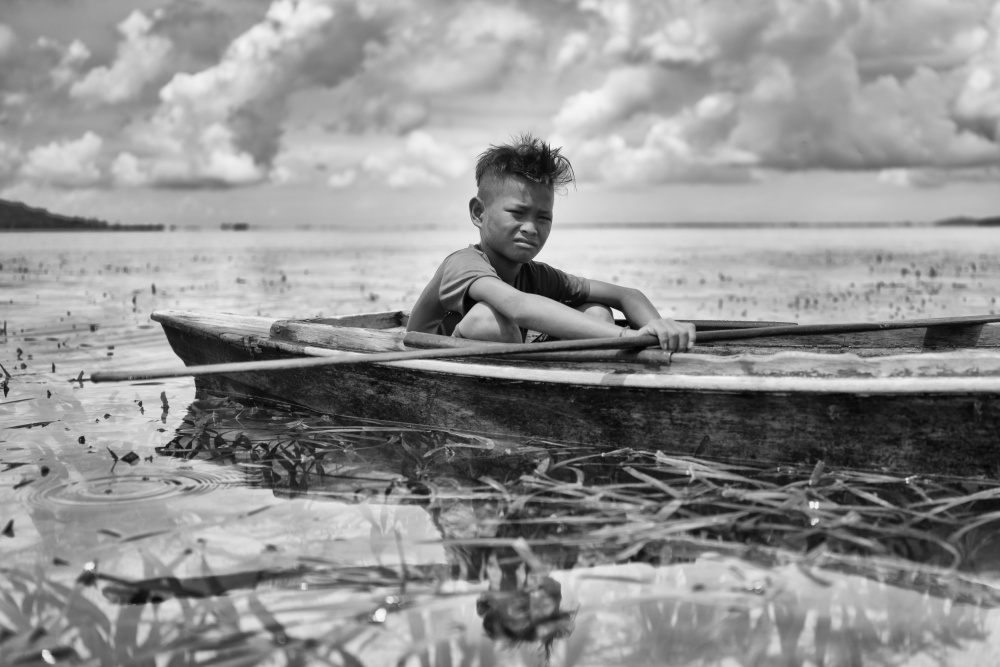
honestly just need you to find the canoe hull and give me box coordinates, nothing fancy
[160,321,1000,477]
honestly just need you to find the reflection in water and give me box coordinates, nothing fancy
[116,391,1000,664]
[478,575,574,657]
[98,566,310,605]
[155,392,583,653]
[5,384,1000,664]
[158,392,1000,571]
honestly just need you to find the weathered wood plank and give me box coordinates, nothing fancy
[287,311,408,330]
[269,320,407,353]
[151,310,275,338]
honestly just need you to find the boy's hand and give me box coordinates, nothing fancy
[627,318,696,352]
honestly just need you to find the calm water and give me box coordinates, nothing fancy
[3,227,1000,666]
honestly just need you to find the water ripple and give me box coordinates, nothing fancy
[27,468,248,506]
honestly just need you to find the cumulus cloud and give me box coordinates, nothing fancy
[555,31,593,71]
[851,0,992,78]
[320,81,430,135]
[554,0,1000,184]
[0,23,15,60]
[377,2,542,95]
[50,40,91,89]
[731,58,1000,169]
[111,124,261,187]
[69,11,172,105]
[151,0,273,66]
[880,165,1000,188]
[314,0,550,136]
[3,1,558,191]
[5,0,1000,194]
[113,0,385,187]
[327,168,357,188]
[361,131,470,189]
[109,152,148,187]
[879,168,947,189]
[3,33,70,104]
[954,3,1000,139]
[563,98,759,184]
[0,140,22,184]
[21,132,104,186]
[554,68,664,138]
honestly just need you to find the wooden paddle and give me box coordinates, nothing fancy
[89,314,1000,383]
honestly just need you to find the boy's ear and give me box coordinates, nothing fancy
[469,196,485,228]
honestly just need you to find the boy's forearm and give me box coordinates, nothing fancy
[584,281,662,328]
[506,293,623,339]
[616,288,662,328]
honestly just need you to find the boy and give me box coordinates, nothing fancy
[406,134,696,353]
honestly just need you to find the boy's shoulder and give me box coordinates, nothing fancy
[439,244,490,268]
[446,244,484,259]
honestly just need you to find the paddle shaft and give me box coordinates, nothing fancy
[89,313,999,383]
[695,314,997,341]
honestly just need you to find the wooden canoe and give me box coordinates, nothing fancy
[151,309,1000,477]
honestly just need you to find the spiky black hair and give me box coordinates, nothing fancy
[475,133,575,193]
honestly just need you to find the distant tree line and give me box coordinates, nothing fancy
[934,215,1000,227]
[0,198,163,231]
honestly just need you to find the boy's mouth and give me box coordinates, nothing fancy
[513,238,536,248]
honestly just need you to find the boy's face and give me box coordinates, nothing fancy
[472,176,554,264]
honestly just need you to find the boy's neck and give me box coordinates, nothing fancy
[476,243,523,284]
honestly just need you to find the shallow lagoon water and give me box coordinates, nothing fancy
[3,227,1000,666]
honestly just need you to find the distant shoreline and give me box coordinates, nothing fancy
[5,220,998,232]
[560,221,932,230]
[3,225,166,232]
[0,197,163,232]
[562,217,1000,229]
[9,222,1000,232]
[1,193,996,231]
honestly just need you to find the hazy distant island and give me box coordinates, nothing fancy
[933,215,1000,227]
[563,215,1000,230]
[0,198,163,231]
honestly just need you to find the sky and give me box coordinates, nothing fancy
[0,0,998,228]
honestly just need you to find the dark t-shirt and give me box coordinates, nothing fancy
[406,245,591,336]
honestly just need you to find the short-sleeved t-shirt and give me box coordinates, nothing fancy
[406,245,591,336]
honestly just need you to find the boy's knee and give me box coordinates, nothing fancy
[454,302,521,343]
[577,302,614,323]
